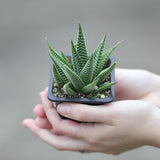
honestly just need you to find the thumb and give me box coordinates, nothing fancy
[57,103,113,123]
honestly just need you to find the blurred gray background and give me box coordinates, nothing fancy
[1,0,160,159]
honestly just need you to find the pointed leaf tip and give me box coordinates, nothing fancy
[77,23,88,69]
[45,37,48,42]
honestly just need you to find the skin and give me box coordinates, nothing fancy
[23,69,160,155]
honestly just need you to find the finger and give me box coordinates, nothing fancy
[35,117,52,129]
[23,119,93,152]
[40,88,116,143]
[40,88,92,139]
[57,102,115,124]
[40,88,62,125]
[34,104,47,118]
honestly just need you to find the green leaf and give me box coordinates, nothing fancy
[93,34,106,78]
[61,51,67,61]
[71,40,81,74]
[94,82,115,94]
[98,41,122,74]
[82,78,99,94]
[46,39,72,69]
[64,65,85,92]
[91,93,101,99]
[105,40,122,56]
[77,23,88,70]
[52,64,64,85]
[49,52,69,83]
[63,82,77,96]
[94,62,116,85]
[61,51,69,63]
[80,53,94,85]
[74,44,77,49]
[61,51,73,70]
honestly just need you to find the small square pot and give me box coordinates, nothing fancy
[48,55,115,105]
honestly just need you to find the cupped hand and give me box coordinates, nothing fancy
[23,69,160,155]
[23,89,160,154]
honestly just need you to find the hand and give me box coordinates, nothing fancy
[23,69,160,155]
[115,69,160,108]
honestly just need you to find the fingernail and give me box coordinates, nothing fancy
[57,103,70,115]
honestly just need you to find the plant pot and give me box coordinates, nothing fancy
[48,55,115,106]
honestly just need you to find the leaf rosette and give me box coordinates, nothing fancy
[47,24,121,98]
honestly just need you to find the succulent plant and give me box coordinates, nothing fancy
[47,24,121,98]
